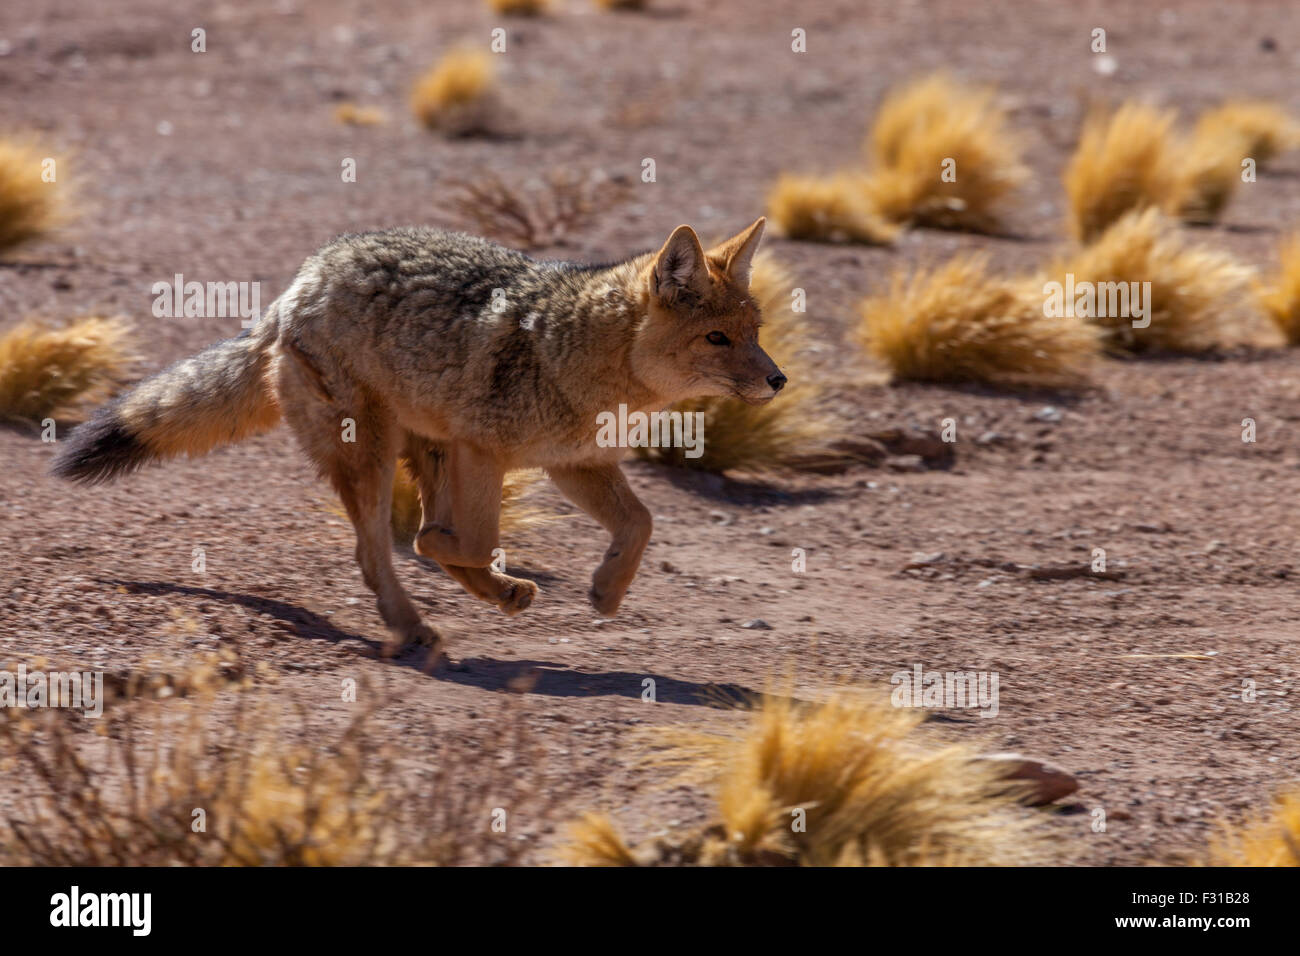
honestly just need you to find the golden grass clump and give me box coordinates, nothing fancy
[1170,128,1247,225]
[411,49,498,136]
[486,0,550,14]
[332,102,387,127]
[858,253,1099,389]
[1050,208,1258,353]
[562,690,1043,866]
[638,253,837,472]
[0,317,134,425]
[0,138,65,254]
[1207,788,1300,866]
[442,169,631,250]
[1258,233,1300,345]
[593,0,648,8]
[1064,102,1182,242]
[863,74,1028,232]
[388,461,553,546]
[766,172,900,245]
[1195,100,1300,166]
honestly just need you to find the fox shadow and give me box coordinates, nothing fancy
[110,579,766,709]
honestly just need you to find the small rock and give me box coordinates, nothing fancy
[742,619,772,630]
[1032,406,1062,423]
[885,454,925,473]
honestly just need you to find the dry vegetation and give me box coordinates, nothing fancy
[638,252,838,472]
[858,254,1099,389]
[410,49,499,137]
[1258,233,1300,345]
[768,74,1027,241]
[862,74,1028,232]
[1048,209,1258,353]
[0,138,66,254]
[765,172,900,245]
[1206,787,1300,866]
[0,317,134,426]
[0,673,568,866]
[1194,100,1299,167]
[332,102,387,127]
[560,690,1045,866]
[441,169,631,250]
[486,0,551,15]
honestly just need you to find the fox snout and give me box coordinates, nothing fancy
[735,346,788,405]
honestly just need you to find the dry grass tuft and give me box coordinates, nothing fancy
[411,49,498,136]
[557,813,640,866]
[0,317,135,425]
[1258,233,1300,345]
[562,690,1043,866]
[0,138,67,254]
[487,0,550,14]
[0,672,566,866]
[638,253,839,473]
[1170,128,1247,225]
[1195,100,1300,167]
[332,102,386,127]
[1207,788,1300,866]
[388,462,554,547]
[862,74,1028,232]
[1049,208,1258,353]
[441,169,630,250]
[593,0,648,8]
[766,172,899,245]
[1064,102,1182,242]
[858,253,1099,388]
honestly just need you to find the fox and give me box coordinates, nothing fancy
[52,217,786,660]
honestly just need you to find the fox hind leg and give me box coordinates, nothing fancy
[403,435,537,616]
[275,351,442,653]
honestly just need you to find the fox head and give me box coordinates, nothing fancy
[632,217,787,406]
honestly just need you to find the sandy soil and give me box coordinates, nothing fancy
[2,0,1299,865]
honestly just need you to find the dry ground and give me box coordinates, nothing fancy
[2,0,1299,864]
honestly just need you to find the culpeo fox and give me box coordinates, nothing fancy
[53,218,786,658]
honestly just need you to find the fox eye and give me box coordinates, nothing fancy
[705,331,731,346]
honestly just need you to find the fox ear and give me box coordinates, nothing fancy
[652,225,710,304]
[709,217,766,287]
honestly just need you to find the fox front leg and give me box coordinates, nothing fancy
[547,464,652,616]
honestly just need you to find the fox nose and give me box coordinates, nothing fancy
[767,372,788,392]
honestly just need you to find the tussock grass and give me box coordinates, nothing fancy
[1195,100,1300,166]
[0,138,66,254]
[1064,102,1182,242]
[0,671,564,866]
[1207,788,1300,866]
[332,102,386,127]
[0,317,134,425]
[1171,129,1247,225]
[442,169,631,250]
[766,172,899,245]
[1049,209,1258,353]
[857,253,1099,388]
[388,462,553,547]
[1258,233,1300,345]
[561,690,1043,866]
[411,49,498,136]
[558,813,640,866]
[593,0,648,8]
[863,74,1028,232]
[638,253,837,473]
[487,0,550,13]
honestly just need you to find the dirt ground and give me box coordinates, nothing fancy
[3,0,1299,865]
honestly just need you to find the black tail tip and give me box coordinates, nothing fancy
[50,404,150,484]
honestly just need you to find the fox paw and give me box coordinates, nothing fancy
[588,585,624,618]
[496,578,538,617]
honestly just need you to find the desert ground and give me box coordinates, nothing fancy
[2,0,1299,865]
